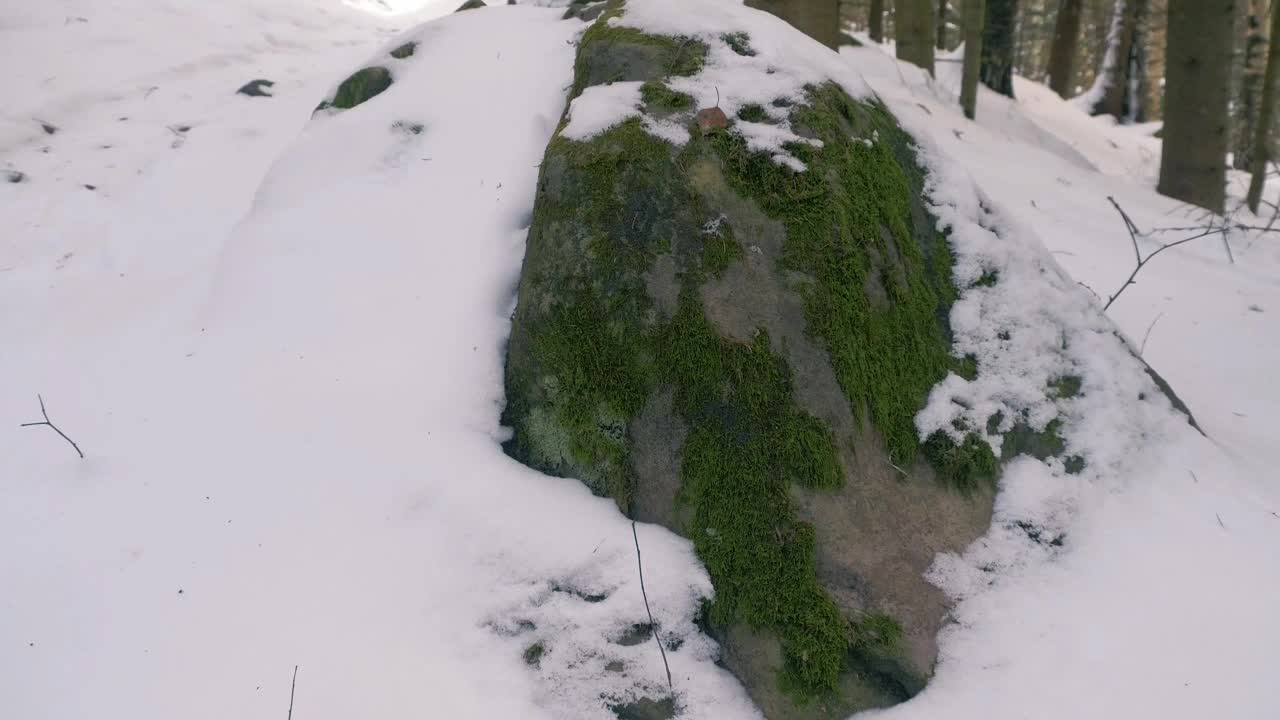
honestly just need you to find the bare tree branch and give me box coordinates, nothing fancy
[19,394,83,458]
[1102,197,1277,311]
[1139,312,1165,356]
[631,521,672,691]
[287,665,298,720]
[1107,196,1143,266]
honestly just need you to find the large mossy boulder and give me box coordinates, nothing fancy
[503,4,997,718]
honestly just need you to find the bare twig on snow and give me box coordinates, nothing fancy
[1102,197,1276,311]
[19,394,83,458]
[631,520,673,690]
[287,665,298,720]
[1139,312,1165,357]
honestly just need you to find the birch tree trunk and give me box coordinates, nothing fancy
[937,0,949,49]
[980,0,1018,97]
[1235,0,1268,171]
[1082,0,1149,122]
[961,0,987,118]
[1246,0,1280,212]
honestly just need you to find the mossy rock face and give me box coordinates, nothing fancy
[390,42,417,59]
[610,696,677,720]
[317,66,393,112]
[563,0,610,22]
[503,7,994,719]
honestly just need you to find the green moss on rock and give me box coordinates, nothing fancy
[665,293,847,694]
[320,66,393,111]
[522,642,545,667]
[922,431,998,494]
[504,13,994,717]
[853,613,903,651]
[723,31,757,56]
[610,696,677,720]
[710,86,959,469]
[389,42,417,59]
[570,3,706,100]
[641,81,694,113]
[1049,375,1082,398]
[1001,417,1067,461]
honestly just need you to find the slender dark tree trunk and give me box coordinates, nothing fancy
[1247,0,1280,212]
[1236,0,1267,171]
[961,0,987,118]
[1159,0,1235,214]
[898,0,939,72]
[746,0,840,48]
[980,0,1018,97]
[870,0,886,42]
[1046,0,1084,98]
[937,0,949,49]
[1087,0,1148,122]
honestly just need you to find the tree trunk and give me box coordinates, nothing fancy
[1158,0,1234,215]
[962,0,987,118]
[746,0,841,48]
[937,0,949,49]
[1046,0,1084,98]
[1082,0,1149,122]
[898,0,939,72]
[1246,0,1280,212]
[870,0,885,42]
[980,0,1018,97]
[1236,0,1267,171]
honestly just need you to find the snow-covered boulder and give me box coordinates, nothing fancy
[502,2,1002,716]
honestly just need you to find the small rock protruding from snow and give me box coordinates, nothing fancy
[236,79,275,97]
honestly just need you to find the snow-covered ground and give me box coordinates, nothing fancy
[846,38,1280,720]
[2,3,755,719]
[3,1,1278,719]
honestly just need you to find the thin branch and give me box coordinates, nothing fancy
[19,394,83,458]
[287,665,298,720]
[1139,312,1164,357]
[1268,187,1280,232]
[631,521,672,691]
[1101,197,1277,312]
[1107,196,1142,266]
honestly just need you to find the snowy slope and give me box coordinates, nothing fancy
[2,3,757,719]
[844,40,1280,720]
[3,2,1279,720]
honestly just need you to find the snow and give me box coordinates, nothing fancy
[562,0,862,167]
[4,1,1279,719]
[343,0,503,17]
[561,81,646,140]
[844,34,1280,720]
[1,3,757,719]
